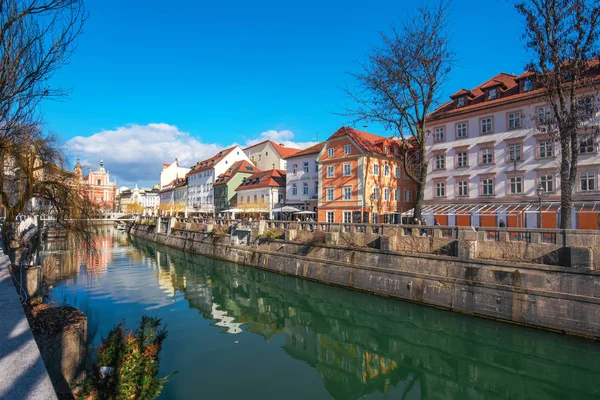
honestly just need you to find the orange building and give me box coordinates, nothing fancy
[317,127,417,224]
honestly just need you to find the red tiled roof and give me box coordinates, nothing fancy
[449,89,472,99]
[243,140,301,158]
[162,163,171,168]
[284,142,325,159]
[235,169,286,191]
[328,126,403,156]
[428,61,600,121]
[187,147,236,175]
[214,160,260,186]
[161,177,186,192]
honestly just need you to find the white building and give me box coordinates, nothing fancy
[160,159,189,189]
[235,169,286,218]
[424,69,600,229]
[186,146,251,215]
[243,140,300,171]
[284,142,324,213]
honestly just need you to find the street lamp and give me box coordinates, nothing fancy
[536,184,545,228]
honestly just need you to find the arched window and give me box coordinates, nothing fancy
[97,179,101,186]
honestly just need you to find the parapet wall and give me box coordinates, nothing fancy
[131,223,600,339]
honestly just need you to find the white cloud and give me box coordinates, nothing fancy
[65,123,222,186]
[245,129,317,149]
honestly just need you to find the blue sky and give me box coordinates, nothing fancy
[48,0,532,185]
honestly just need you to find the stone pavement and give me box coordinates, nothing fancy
[0,252,56,400]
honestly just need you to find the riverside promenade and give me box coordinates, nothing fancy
[0,251,56,399]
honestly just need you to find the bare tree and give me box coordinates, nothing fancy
[516,0,600,229]
[343,1,453,219]
[0,125,97,246]
[0,0,91,245]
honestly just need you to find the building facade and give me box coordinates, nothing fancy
[317,127,417,224]
[160,159,189,189]
[243,140,299,171]
[284,143,324,214]
[186,146,251,215]
[75,159,117,211]
[235,169,286,218]
[214,160,259,214]
[424,68,600,229]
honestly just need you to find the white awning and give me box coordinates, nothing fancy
[421,201,600,215]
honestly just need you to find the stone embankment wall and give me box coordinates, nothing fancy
[131,221,600,339]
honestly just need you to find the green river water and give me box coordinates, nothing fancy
[40,228,600,400]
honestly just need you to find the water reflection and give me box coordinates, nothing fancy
[43,230,600,400]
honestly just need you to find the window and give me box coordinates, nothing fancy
[344,144,351,154]
[457,96,465,107]
[303,183,309,195]
[394,188,399,201]
[508,112,521,129]
[539,140,554,158]
[292,184,298,196]
[253,195,258,202]
[434,127,445,142]
[581,171,596,191]
[509,176,523,194]
[481,148,494,165]
[303,162,309,173]
[327,211,335,223]
[457,152,468,168]
[384,146,389,154]
[328,148,334,157]
[394,147,399,156]
[395,166,401,178]
[292,164,298,174]
[373,163,379,176]
[457,180,469,197]
[579,135,596,154]
[326,165,334,178]
[372,186,380,201]
[508,144,522,161]
[435,154,446,170]
[540,174,554,192]
[97,179,101,186]
[537,106,552,124]
[480,117,493,134]
[488,88,497,100]
[482,178,494,196]
[342,186,352,200]
[383,187,390,201]
[343,211,352,224]
[343,163,352,176]
[278,194,283,203]
[326,187,334,201]
[456,122,467,138]
[315,181,318,194]
[404,189,412,202]
[524,79,533,92]
[578,96,594,118]
[384,164,390,176]
[435,182,446,198]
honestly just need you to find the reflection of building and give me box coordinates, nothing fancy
[211,303,243,334]
[75,158,117,211]
[77,233,114,275]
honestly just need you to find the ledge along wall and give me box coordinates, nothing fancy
[131,219,600,339]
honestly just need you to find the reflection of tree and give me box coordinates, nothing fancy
[130,238,600,400]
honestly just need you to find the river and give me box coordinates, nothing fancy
[40,227,600,400]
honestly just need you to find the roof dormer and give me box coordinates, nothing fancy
[450,89,472,108]
[515,70,537,93]
[480,80,507,101]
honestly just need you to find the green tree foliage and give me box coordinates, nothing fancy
[82,316,171,400]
